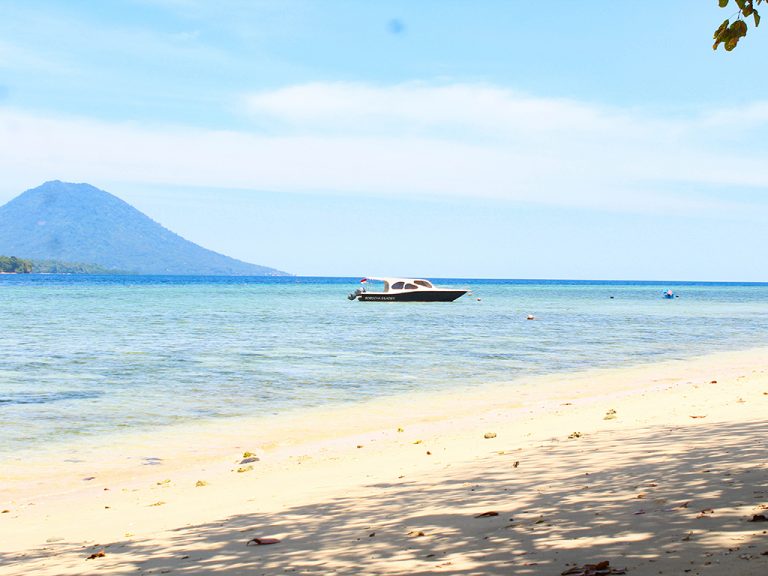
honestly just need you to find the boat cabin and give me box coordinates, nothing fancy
[376,278,434,292]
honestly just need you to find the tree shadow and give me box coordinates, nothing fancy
[2,419,766,575]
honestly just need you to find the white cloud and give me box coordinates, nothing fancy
[245,82,617,137]
[2,82,768,215]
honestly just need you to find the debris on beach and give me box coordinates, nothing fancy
[474,511,499,518]
[243,451,256,458]
[237,465,254,473]
[696,508,715,519]
[748,514,768,522]
[568,431,582,439]
[408,530,426,537]
[397,427,404,432]
[149,501,166,507]
[246,537,280,546]
[157,479,171,485]
[195,480,208,487]
[1,509,9,513]
[561,560,626,575]
[86,549,106,560]
[689,415,707,419]
[484,432,497,439]
[604,409,617,420]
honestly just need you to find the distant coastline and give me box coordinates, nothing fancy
[0,255,128,274]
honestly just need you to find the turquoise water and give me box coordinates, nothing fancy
[2,275,768,456]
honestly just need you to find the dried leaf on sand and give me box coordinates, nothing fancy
[561,560,626,575]
[86,549,106,560]
[474,511,499,518]
[247,537,281,546]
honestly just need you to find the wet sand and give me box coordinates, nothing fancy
[1,348,767,575]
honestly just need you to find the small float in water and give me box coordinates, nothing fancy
[663,289,675,299]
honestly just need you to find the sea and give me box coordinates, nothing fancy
[2,275,768,458]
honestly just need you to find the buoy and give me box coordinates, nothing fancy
[526,314,535,320]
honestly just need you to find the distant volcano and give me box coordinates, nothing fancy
[0,181,288,275]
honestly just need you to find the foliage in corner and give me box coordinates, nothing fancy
[714,0,763,50]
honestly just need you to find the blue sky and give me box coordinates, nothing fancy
[1,0,767,279]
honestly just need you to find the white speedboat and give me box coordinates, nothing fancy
[348,277,467,302]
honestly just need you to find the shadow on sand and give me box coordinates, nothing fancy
[3,419,767,575]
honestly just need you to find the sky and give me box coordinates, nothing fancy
[1,0,767,280]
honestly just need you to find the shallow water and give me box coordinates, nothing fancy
[2,275,768,456]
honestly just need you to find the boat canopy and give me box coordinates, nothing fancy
[361,277,435,291]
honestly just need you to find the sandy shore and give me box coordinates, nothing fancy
[1,348,767,575]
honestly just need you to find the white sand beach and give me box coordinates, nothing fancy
[1,348,767,575]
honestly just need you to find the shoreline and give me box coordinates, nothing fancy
[1,347,767,574]
[3,342,766,463]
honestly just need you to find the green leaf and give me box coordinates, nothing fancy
[735,0,746,9]
[719,0,729,7]
[725,36,739,50]
[755,11,761,26]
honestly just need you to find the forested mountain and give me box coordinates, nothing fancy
[0,181,287,275]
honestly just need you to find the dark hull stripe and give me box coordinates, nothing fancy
[357,290,466,302]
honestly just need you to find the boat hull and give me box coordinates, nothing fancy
[357,290,467,302]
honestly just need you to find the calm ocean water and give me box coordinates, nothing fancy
[2,275,768,456]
